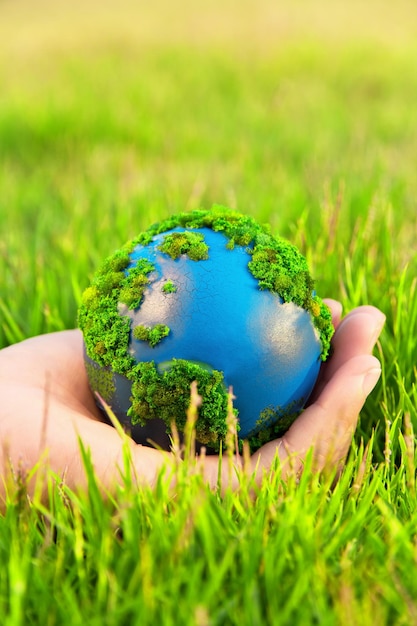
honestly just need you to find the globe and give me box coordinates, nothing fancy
[79,207,333,450]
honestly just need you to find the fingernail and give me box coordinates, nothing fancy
[371,312,386,344]
[362,367,382,394]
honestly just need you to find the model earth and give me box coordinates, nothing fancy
[78,206,334,450]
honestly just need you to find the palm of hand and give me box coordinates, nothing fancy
[0,300,384,493]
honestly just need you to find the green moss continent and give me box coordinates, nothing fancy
[158,231,209,261]
[162,280,177,293]
[127,360,231,446]
[78,205,334,447]
[84,360,116,404]
[133,324,171,347]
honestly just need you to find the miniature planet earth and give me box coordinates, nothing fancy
[78,207,333,450]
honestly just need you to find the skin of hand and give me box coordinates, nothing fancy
[0,300,385,502]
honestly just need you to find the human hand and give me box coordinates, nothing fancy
[0,300,385,501]
[0,330,171,500]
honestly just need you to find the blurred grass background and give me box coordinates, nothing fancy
[2,2,417,624]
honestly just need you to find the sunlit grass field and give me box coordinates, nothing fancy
[1,1,417,623]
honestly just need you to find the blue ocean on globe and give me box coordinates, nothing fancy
[109,226,322,442]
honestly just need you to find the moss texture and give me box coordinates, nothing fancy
[127,360,230,445]
[84,360,116,404]
[158,231,209,261]
[78,205,334,447]
[162,280,177,293]
[246,398,303,451]
[133,324,171,347]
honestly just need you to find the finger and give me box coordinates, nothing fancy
[0,331,100,419]
[321,306,385,384]
[282,353,382,473]
[0,330,83,384]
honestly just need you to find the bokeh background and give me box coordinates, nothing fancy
[2,4,417,623]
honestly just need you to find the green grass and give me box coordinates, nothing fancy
[1,0,417,623]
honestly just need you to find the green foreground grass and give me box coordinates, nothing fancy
[1,1,417,623]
